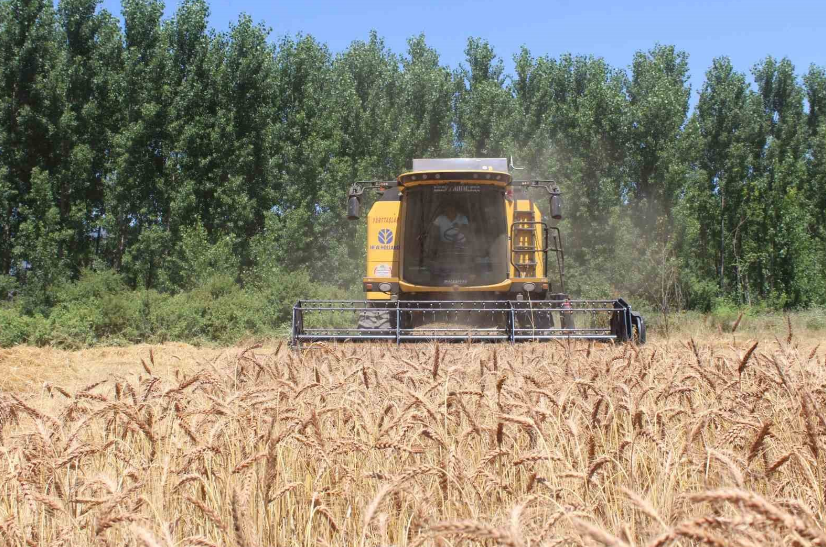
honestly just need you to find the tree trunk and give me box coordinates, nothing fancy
[719,190,725,292]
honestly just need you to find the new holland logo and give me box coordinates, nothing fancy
[378,229,393,244]
[371,228,399,250]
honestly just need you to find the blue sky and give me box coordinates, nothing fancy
[99,0,825,110]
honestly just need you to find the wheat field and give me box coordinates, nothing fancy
[0,327,825,546]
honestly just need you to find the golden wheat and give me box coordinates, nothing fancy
[0,334,823,546]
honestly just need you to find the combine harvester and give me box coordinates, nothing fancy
[291,158,645,346]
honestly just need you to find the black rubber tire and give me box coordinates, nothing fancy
[516,307,553,331]
[609,311,623,341]
[631,312,646,344]
[561,311,575,330]
[534,309,553,329]
[357,303,396,333]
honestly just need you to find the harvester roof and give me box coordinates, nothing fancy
[398,157,512,187]
[411,158,508,172]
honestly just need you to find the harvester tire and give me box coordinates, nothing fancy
[357,304,396,334]
[535,310,553,329]
[631,312,646,344]
[516,308,553,333]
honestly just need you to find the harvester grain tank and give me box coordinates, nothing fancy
[292,158,645,345]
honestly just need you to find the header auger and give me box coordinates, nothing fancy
[291,158,645,346]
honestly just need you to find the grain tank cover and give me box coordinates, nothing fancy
[412,158,509,173]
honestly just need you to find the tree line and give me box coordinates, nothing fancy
[2,0,825,328]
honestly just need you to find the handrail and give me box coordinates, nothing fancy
[509,220,548,278]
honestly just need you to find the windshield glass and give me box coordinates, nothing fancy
[402,184,508,287]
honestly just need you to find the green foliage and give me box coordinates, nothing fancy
[805,312,826,331]
[0,270,323,347]
[707,298,742,332]
[152,274,265,344]
[680,274,719,313]
[167,224,239,290]
[28,269,139,347]
[0,308,39,346]
[0,275,17,299]
[455,38,512,157]
[53,268,127,303]
[626,44,691,215]
[249,267,326,328]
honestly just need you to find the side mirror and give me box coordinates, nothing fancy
[347,196,361,220]
[550,194,562,220]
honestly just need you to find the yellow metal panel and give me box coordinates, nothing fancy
[505,198,515,278]
[399,279,512,292]
[365,200,401,281]
[533,202,545,278]
[402,178,509,188]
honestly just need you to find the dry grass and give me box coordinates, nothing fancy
[0,331,825,546]
[0,343,221,393]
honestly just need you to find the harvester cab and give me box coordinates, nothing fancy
[292,158,646,346]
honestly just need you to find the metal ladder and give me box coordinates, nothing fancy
[511,208,540,278]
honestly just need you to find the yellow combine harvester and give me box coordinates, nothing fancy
[291,158,645,345]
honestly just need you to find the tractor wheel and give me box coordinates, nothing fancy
[631,312,646,344]
[534,309,554,330]
[609,311,625,342]
[516,307,553,335]
[357,303,396,335]
[560,310,576,330]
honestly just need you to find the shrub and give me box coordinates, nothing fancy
[153,274,268,344]
[202,291,267,344]
[133,289,171,342]
[53,268,128,304]
[96,293,144,341]
[245,266,323,328]
[706,299,745,333]
[11,270,152,347]
[805,310,826,331]
[0,308,34,346]
[45,303,98,348]
[681,274,718,313]
[0,275,18,300]
[3,265,354,347]
[166,224,240,290]
[42,270,152,347]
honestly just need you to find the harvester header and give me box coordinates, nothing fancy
[293,158,645,346]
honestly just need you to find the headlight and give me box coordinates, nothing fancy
[378,282,392,292]
[523,282,536,292]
